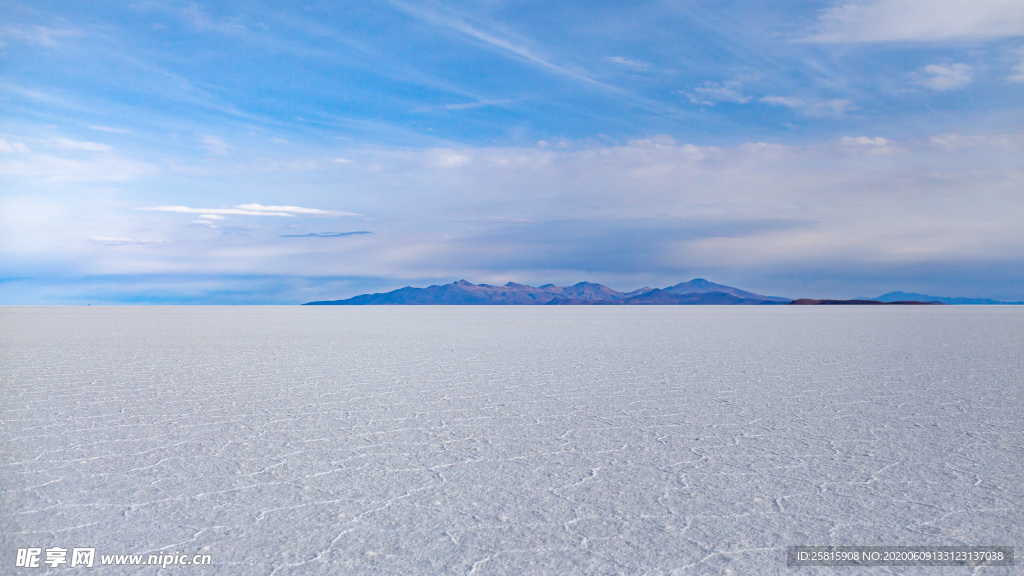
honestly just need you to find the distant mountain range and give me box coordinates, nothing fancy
[304,279,1021,306]
[872,291,1024,305]
[791,299,939,305]
[307,278,787,305]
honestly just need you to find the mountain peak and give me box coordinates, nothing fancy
[661,278,789,302]
[666,278,723,290]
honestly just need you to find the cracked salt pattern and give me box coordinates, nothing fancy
[1,306,1021,575]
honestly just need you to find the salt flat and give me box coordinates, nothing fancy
[1,306,1021,575]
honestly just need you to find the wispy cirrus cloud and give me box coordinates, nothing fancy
[52,137,112,152]
[916,63,973,91]
[180,3,247,35]
[840,135,890,147]
[386,0,691,119]
[280,231,372,238]
[199,135,231,156]
[0,145,150,182]
[0,81,79,109]
[840,135,894,154]
[90,235,164,247]
[141,204,358,218]
[142,205,294,217]
[387,0,601,88]
[87,124,131,134]
[0,24,81,48]
[606,56,651,71]
[238,204,358,216]
[0,138,30,153]
[130,1,247,36]
[416,98,515,112]
[683,81,750,106]
[443,99,514,111]
[761,95,855,117]
[682,81,852,118]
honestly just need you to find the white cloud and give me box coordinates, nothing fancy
[684,81,750,106]
[388,0,600,88]
[840,135,894,154]
[88,125,131,134]
[840,136,892,154]
[438,99,513,111]
[1009,47,1024,83]
[0,25,81,48]
[51,137,112,152]
[841,136,890,147]
[928,131,1018,150]
[131,2,247,36]
[0,138,29,153]
[414,99,513,113]
[929,133,964,149]
[181,3,247,35]
[761,96,855,117]
[199,135,231,156]
[385,0,683,118]
[90,236,164,247]
[143,205,288,217]
[192,214,224,227]
[606,56,651,71]
[141,204,357,218]
[319,134,1023,274]
[917,63,973,91]
[806,0,1024,43]
[0,82,74,108]
[6,133,1023,289]
[433,150,471,168]
[0,152,151,182]
[236,203,353,216]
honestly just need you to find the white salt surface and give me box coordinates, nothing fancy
[1,306,1021,575]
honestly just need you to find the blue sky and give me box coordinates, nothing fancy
[2,0,1024,303]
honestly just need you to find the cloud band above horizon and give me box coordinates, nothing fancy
[1,0,1023,303]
